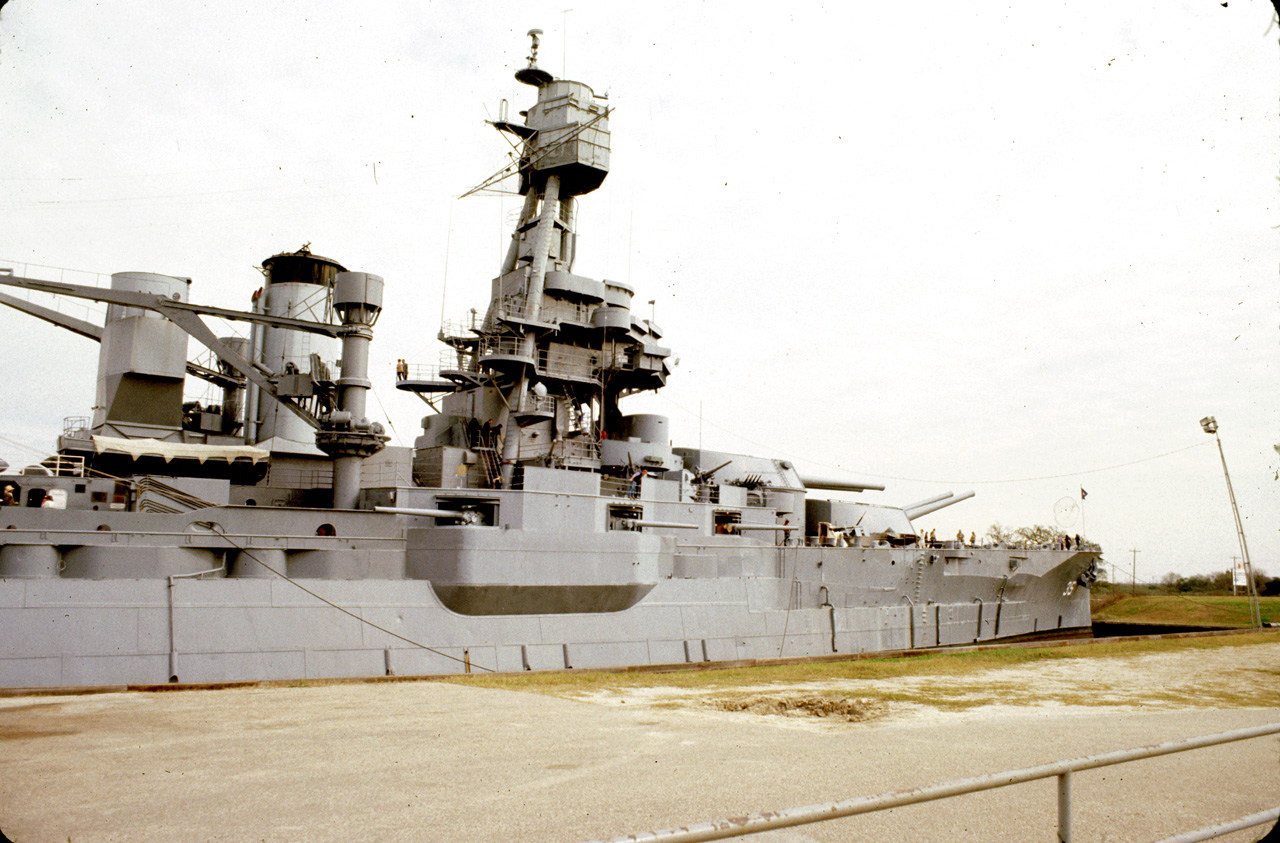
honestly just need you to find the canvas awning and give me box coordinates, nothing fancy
[91,436,270,464]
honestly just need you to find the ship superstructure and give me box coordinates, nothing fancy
[0,33,1099,688]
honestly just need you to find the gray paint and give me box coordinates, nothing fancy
[0,36,1099,688]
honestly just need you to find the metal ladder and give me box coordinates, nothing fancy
[478,435,503,487]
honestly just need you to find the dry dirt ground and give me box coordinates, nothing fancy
[570,640,1280,730]
[0,641,1278,843]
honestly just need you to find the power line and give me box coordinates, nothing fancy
[656,394,1213,485]
[849,442,1214,485]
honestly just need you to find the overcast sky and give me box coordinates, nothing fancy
[1,1,1276,584]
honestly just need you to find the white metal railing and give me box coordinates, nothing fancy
[583,723,1280,843]
[442,346,475,369]
[493,297,592,326]
[557,437,600,463]
[439,313,482,339]
[514,391,556,416]
[403,362,441,382]
[538,298,591,325]
[405,348,481,381]
[1157,807,1280,843]
[136,476,217,513]
[479,334,531,360]
[37,453,87,477]
[360,459,411,488]
[261,465,332,490]
[539,344,599,379]
[62,416,90,436]
[0,526,404,543]
[687,483,719,504]
[600,476,634,498]
[0,259,111,325]
[491,297,533,323]
[405,359,455,383]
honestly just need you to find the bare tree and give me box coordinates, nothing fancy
[985,522,1014,544]
[1014,524,1060,546]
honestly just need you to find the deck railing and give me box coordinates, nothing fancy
[539,344,599,380]
[360,459,411,489]
[492,297,591,326]
[555,437,600,465]
[582,722,1280,843]
[479,334,529,360]
[600,476,633,498]
[37,453,87,477]
[260,465,332,490]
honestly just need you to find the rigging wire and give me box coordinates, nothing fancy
[0,429,476,669]
[1166,591,1260,620]
[201,522,494,672]
[1100,554,1264,618]
[1098,565,1264,626]
[0,144,424,184]
[367,385,402,448]
[850,442,1216,485]
[653,395,1214,485]
[460,107,611,199]
[0,433,51,460]
[440,199,454,330]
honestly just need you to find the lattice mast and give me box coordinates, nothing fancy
[490,29,613,485]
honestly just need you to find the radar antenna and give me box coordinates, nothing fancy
[515,28,554,88]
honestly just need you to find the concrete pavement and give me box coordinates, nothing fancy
[0,680,1277,841]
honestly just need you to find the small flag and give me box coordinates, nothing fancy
[1080,488,1088,500]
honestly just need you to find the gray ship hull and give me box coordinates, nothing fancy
[0,36,1100,690]
[0,499,1094,688]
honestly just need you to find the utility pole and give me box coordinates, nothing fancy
[1200,416,1262,629]
[1129,548,1140,595]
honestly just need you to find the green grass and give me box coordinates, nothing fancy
[1091,594,1280,627]
[441,630,1280,698]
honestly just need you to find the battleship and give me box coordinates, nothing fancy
[0,32,1099,688]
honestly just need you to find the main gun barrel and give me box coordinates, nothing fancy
[904,490,976,520]
[797,473,886,493]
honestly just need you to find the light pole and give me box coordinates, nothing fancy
[1200,416,1262,629]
